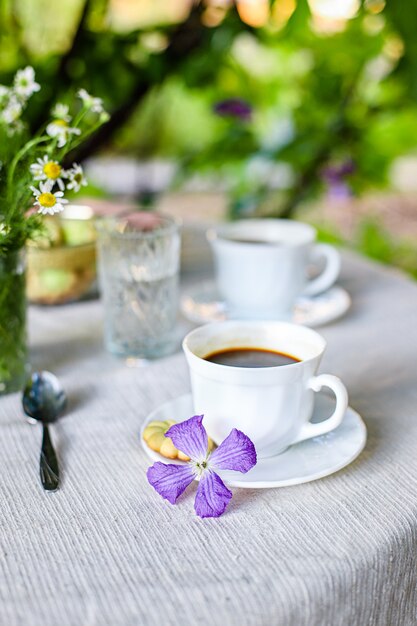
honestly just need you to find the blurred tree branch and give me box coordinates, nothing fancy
[66,1,208,163]
[279,78,360,218]
[57,0,95,84]
[385,0,417,99]
[31,0,96,131]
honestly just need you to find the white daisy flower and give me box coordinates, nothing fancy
[14,66,40,99]
[31,181,68,215]
[30,155,66,191]
[51,103,71,122]
[77,88,104,113]
[46,119,81,147]
[64,163,88,192]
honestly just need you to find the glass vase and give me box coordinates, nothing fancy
[0,250,27,394]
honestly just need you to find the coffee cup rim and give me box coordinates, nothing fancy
[207,219,317,247]
[182,320,326,372]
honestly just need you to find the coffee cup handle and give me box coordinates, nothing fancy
[292,374,348,444]
[303,244,341,296]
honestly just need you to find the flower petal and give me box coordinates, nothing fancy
[165,415,208,461]
[194,470,232,518]
[209,429,257,473]
[213,98,252,121]
[147,462,195,505]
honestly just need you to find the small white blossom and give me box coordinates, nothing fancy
[14,66,40,99]
[0,222,10,236]
[51,103,71,122]
[78,88,104,113]
[64,163,87,192]
[46,119,81,147]
[5,119,24,136]
[31,180,68,215]
[30,155,66,191]
[99,111,110,124]
[1,95,23,124]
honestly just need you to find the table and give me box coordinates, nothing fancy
[1,251,417,626]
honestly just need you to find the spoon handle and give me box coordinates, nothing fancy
[40,424,59,491]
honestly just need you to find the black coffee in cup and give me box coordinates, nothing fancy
[204,347,300,368]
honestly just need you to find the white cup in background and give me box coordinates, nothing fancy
[207,219,340,320]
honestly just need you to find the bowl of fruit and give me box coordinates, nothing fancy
[27,204,97,305]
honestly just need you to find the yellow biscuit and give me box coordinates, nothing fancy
[160,437,179,459]
[142,419,215,461]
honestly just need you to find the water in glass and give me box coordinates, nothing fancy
[97,214,180,359]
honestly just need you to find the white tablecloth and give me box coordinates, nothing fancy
[1,251,417,626]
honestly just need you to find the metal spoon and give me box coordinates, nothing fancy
[22,371,67,492]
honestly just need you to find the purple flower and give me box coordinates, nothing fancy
[322,159,355,183]
[213,98,252,121]
[321,160,355,201]
[326,181,352,200]
[147,415,257,518]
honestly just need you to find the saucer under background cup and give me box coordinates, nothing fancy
[140,393,366,489]
[181,282,351,327]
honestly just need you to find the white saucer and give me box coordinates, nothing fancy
[140,393,366,489]
[181,283,351,327]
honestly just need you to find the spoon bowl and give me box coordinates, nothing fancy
[23,371,67,424]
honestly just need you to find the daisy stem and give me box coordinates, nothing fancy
[7,135,50,193]
[72,105,89,130]
[64,118,105,154]
[58,106,89,157]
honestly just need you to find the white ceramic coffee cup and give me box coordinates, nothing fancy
[183,321,348,459]
[207,219,340,320]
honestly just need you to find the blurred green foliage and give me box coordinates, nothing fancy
[316,220,417,279]
[1,0,417,220]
